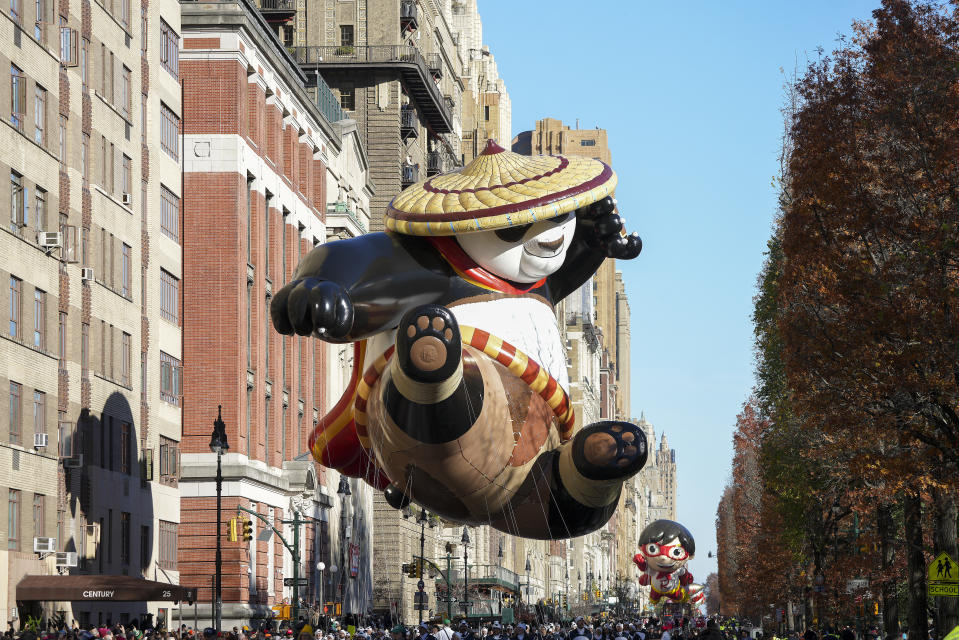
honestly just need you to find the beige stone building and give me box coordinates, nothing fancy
[449,0,510,163]
[267,0,464,232]
[0,0,184,623]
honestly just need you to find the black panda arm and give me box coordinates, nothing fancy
[547,197,643,302]
[271,232,453,342]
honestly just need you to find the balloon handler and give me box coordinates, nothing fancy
[272,140,646,539]
[633,519,705,605]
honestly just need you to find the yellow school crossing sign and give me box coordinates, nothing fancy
[928,552,959,597]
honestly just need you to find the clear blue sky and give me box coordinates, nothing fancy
[478,0,880,582]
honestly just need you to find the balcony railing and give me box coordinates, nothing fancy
[258,0,294,10]
[401,163,419,187]
[288,45,453,133]
[313,73,345,124]
[400,107,418,140]
[427,52,442,79]
[400,0,418,31]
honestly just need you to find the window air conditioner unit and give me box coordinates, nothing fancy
[122,192,132,205]
[33,536,57,553]
[33,433,48,449]
[55,551,79,567]
[63,454,84,468]
[81,267,94,282]
[38,231,62,248]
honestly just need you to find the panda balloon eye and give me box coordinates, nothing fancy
[494,223,533,243]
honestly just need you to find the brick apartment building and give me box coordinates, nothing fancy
[178,0,373,625]
[0,0,183,622]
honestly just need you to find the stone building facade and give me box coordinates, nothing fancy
[177,0,373,626]
[276,0,465,231]
[0,0,183,622]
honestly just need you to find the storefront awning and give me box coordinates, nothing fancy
[16,575,198,603]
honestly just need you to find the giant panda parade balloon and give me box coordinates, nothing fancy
[634,519,705,605]
[271,140,646,539]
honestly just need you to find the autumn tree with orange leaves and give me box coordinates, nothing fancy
[718,1,959,636]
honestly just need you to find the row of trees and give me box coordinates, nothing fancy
[716,2,959,637]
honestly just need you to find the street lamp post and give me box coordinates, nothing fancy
[525,553,531,606]
[337,476,351,620]
[317,561,326,630]
[462,527,471,620]
[417,509,428,626]
[209,406,229,633]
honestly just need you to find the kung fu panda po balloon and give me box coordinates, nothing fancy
[634,519,704,604]
[271,140,646,539]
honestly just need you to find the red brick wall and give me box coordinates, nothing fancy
[182,59,245,136]
[181,39,331,608]
[182,171,245,452]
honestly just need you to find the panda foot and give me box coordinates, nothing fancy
[572,420,648,481]
[396,304,462,384]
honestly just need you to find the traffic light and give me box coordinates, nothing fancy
[242,518,253,542]
[874,602,879,615]
[228,518,238,542]
[403,563,414,578]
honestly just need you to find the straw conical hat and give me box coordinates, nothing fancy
[386,139,617,236]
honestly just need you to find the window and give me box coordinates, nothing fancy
[11,65,25,133]
[580,139,596,147]
[121,332,130,386]
[340,24,354,47]
[119,0,128,28]
[159,270,179,324]
[59,20,78,66]
[8,490,20,550]
[120,422,131,474]
[158,436,178,482]
[140,525,150,569]
[34,85,46,146]
[159,20,178,78]
[32,494,44,538]
[121,243,131,297]
[33,0,43,37]
[58,311,66,366]
[33,289,45,349]
[81,38,89,89]
[141,93,147,143]
[339,87,355,111]
[32,390,45,437]
[484,105,490,121]
[160,185,179,242]
[159,351,181,406]
[81,134,89,182]
[122,155,131,200]
[107,51,114,103]
[9,276,21,339]
[9,382,21,444]
[58,115,66,164]
[10,172,25,230]
[140,351,146,400]
[10,0,22,24]
[120,66,130,117]
[160,103,179,160]
[35,188,46,231]
[140,6,147,52]
[81,322,89,370]
[264,192,272,278]
[158,520,176,570]
[120,512,130,564]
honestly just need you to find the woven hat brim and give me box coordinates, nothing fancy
[386,157,616,236]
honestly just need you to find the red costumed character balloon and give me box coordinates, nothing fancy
[633,519,704,605]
